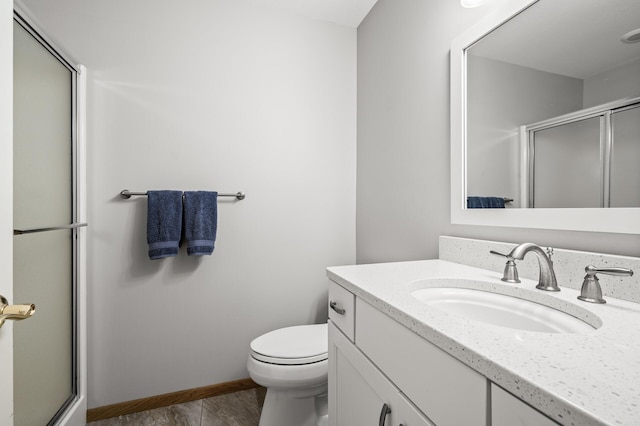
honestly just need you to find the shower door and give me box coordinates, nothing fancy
[523,98,640,208]
[10,13,86,426]
[531,116,602,208]
[610,105,640,207]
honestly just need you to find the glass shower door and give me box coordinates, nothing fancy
[531,116,602,208]
[610,105,640,207]
[525,101,640,209]
[13,18,77,425]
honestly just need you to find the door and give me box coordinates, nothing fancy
[610,105,640,207]
[531,116,602,208]
[328,322,435,426]
[13,15,74,425]
[1,9,87,426]
[329,322,398,425]
[0,1,15,424]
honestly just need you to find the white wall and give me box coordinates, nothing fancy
[356,0,640,264]
[21,0,356,408]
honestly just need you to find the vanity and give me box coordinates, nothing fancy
[327,237,640,426]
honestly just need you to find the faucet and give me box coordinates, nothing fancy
[492,243,560,291]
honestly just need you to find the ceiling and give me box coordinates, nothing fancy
[469,0,640,79]
[246,0,379,28]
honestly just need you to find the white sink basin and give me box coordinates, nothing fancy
[411,287,596,333]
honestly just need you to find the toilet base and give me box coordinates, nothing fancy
[258,387,328,426]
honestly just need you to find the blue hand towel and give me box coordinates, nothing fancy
[467,196,505,209]
[183,191,218,256]
[147,190,184,259]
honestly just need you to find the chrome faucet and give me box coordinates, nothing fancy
[492,243,560,291]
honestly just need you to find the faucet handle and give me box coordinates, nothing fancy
[578,265,634,304]
[490,249,511,259]
[490,250,520,283]
[584,265,633,277]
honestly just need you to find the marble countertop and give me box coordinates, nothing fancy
[327,259,640,426]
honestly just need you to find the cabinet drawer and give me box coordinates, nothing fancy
[356,298,488,426]
[491,384,559,426]
[328,281,355,341]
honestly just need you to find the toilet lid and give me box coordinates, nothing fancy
[250,323,328,365]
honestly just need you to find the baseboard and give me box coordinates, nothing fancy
[86,378,260,423]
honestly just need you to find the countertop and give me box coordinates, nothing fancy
[327,259,640,426]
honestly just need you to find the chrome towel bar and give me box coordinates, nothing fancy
[120,189,246,200]
[13,222,88,235]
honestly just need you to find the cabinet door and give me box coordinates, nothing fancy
[356,298,487,426]
[397,393,435,426]
[329,322,434,426]
[491,384,559,426]
[329,321,398,426]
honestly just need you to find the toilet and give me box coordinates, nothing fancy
[247,323,328,426]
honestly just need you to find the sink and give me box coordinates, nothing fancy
[410,287,596,333]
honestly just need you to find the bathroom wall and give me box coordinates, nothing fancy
[356,0,640,264]
[20,0,356,408]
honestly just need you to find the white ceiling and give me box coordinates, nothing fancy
[469,0,640,79]
[246,0,379,28]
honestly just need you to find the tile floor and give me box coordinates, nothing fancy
[87,388,266,426]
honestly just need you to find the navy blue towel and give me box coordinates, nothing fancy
[147,190,183,259]
[183,191,218,256]
[467,196,505,209]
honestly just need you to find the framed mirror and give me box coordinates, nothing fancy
[451,0,640,233]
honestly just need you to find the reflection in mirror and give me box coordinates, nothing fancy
[529,116,602,208]
[465,0,640,208]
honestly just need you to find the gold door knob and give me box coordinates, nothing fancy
[0,295,35,328]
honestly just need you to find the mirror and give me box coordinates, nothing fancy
[451,0,640,233]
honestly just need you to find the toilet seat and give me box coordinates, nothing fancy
[250,323,327,365]
[247,323,329,426]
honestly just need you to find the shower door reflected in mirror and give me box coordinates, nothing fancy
[522,99,640,209]
[611,105,640,207]
[530,117,602,208]
[13,18,78,425]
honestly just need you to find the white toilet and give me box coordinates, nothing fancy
[247,323,328,426]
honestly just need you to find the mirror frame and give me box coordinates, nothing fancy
[450,0,640,234]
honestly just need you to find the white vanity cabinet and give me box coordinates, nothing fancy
[328,284,485,425]
[355,298,487,425]
[328,282,561,426]
[328,321,433,426]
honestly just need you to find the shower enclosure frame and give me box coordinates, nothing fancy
[520,95,640,208]
[12,5,87,425]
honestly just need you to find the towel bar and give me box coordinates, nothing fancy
[120,190,245,200]
[13,222,88,235]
